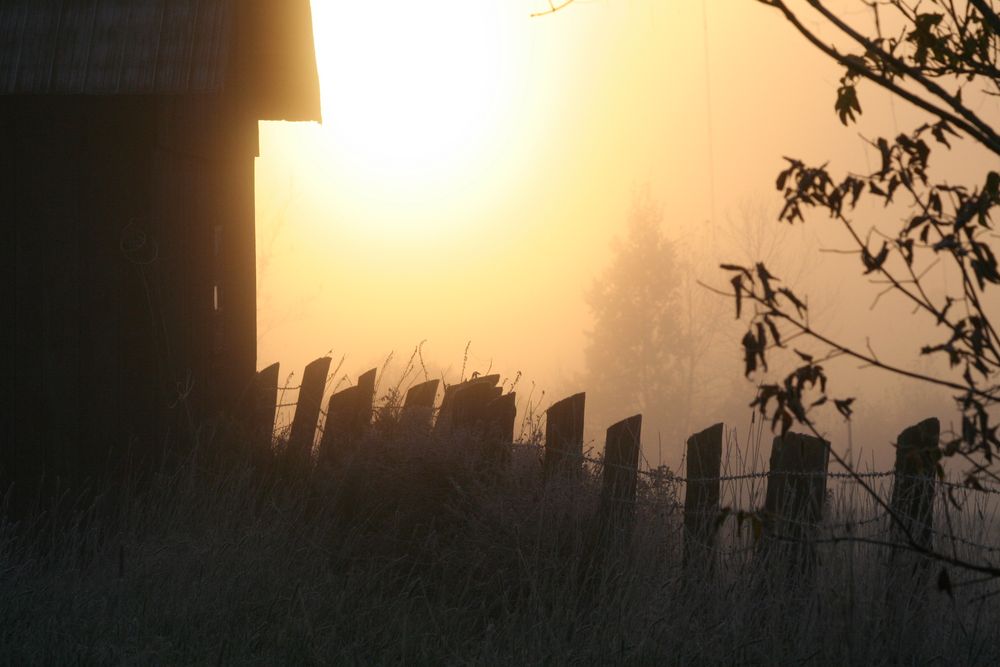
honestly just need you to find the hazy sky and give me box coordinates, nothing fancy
[254,0,998,467]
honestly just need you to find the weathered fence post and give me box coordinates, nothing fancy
[356,368,377,431]
[684,422,724,567]
[890,417,939,551]
[245,362,279,455]
[544,392,585,478]
[600,414,643,535]
[451,382,500,433]
[285,356,331,464]
[400,379,440,433]
[317,385,360,465]
[762,431,829,568]
[435,375,500,435]
[483,392,517,466]
[886,417,940,627]
[316,368,381,464]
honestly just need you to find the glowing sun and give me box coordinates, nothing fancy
[310,1,514,187]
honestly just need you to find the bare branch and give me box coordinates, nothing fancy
[530,0,577,18]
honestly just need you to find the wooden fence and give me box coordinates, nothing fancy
[242,358,999,564]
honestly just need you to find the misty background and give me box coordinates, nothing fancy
[251,0,994,471]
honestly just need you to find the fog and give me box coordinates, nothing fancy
[253,0,999,471]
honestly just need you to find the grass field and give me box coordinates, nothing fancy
[3,425,999,665]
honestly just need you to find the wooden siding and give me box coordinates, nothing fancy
[0,0,321,122]
[0,1,232,95]
[0,95,259,503]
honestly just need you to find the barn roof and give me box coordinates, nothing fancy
[0,0,321,122]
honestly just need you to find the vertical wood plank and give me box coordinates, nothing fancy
[544,392,585,478]
[317,385,360,465]
[762,432,829,570]
[435,374,499,435]
[600,414,643,533]
[451,382,498,433]
[890,417,939,551]
[355,367,377,432]
[483,392,517,467]
[247,362,278,454]
[285,356,331,463]
[684,422,724,566]
[400,378,439,433]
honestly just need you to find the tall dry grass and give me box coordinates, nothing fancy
[2,420,999,665]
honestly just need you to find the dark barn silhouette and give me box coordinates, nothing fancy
[0,1,320,500]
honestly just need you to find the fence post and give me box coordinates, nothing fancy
[886,417,940,625]
[356,368,377,431]
[483,392,516,467]
[435,375,500,434]
[245,362,279,456]
[285,356,331,464]
[544,393,585,478]
[317,385,360,465]
[451,383,501,433]
[890,417,939,551]
[683,422,724,567]
[600,414,643,535]
[400,379,439,433]
[762,432,829,567]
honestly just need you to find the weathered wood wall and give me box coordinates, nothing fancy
[0,94,259,506]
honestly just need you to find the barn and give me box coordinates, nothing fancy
[0,0,321,497]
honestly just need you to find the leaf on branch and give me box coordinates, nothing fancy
[907,13,945,67]
[774,408,794,436]
[752,384,780,415]
[732,274,744,319]
[835,79,862,125]
[741,326,768,377]
[937,297,954,325]
[898,238,915,266]
[985,172,1000,201]
[849,177,865,207]
[742,331,759,377]
[862,242,890,274]
[776,166,794,191]
[971,256,1000,289]
[765,316,783,348]
[929,191,943,216]
[904,215,929,235]
[834,398,855,419]
[876,137,891,176]
[719,263,752,276]
[932,234,959,252]
[778,288,807,317]
[930,121,957,148]
[756,263,778,302]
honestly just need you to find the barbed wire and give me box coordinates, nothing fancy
[630,504,1000,559]
[506,441,1000,496]
[258,418,1000,559]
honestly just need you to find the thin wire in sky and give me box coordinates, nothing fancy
[701,0,718,233]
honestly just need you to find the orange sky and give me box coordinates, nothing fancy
[253,0,999,468]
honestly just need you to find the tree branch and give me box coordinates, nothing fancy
[803,0,1000,152]
[766,0,1000,155]
[531,0,577,18]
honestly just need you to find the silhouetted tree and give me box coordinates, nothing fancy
[584,189,691,450]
